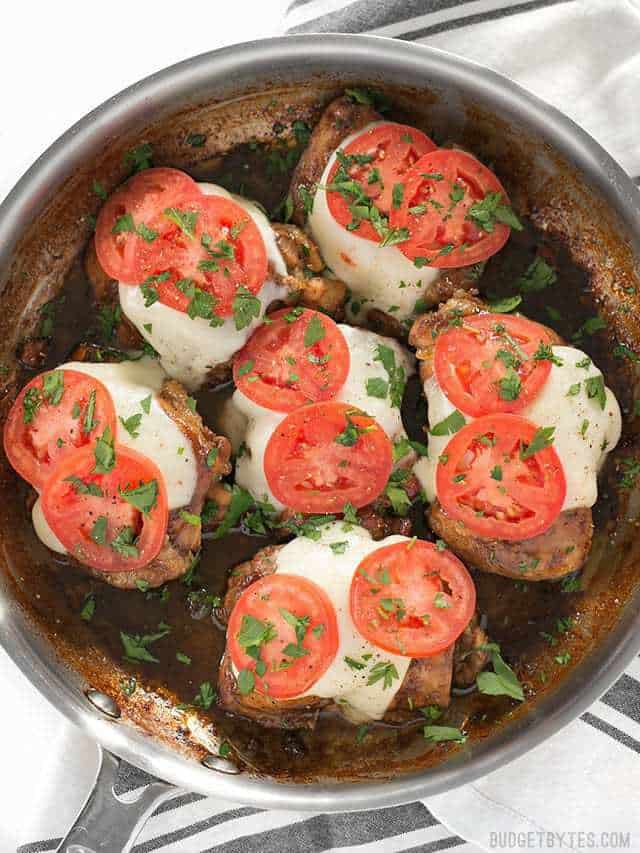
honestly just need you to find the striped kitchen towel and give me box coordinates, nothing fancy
[16,1,640,851]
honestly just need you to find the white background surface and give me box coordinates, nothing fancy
[0,1,288,204]
[0,4,286,850]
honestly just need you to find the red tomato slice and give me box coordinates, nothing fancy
[264,401,393,513]
[389,149,512,267]
[149,193,268,318]
[436,414,566,542]
[350,540,475,657]
[41,441,168,572]
[227,573,339,699]
[434,313,554,417]
[95,168,198,283]
[96,169,268,317]
[3,369,117,491]
[326,122,436,242]
[233,308,350,412]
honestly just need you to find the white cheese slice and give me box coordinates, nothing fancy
[415,345,622,512]
[274,522,412,720]
[119,183,288,391]
[32,497,66,554]
[227,327,415,510]
[308,121,439,321]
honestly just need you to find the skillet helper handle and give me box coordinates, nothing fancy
[55,747,176,853]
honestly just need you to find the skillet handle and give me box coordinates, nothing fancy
[55,747,177,853]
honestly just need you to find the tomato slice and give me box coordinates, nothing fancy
[436,414,566,542]
[227,573,339,699]
[389,149,512,267]
[95,168,198,283]
[350,540,475,657]
[264,401,393,513]
[96,169,268,317]
[233,308,350,412]
[3,369,117,491]
[326,122,436,242]
[434,313,554,417]
[41,441,168,572]
[148,193,268,318]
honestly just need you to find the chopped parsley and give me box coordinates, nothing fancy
[186,132,207,147]
[515,256,557,293]
[423,726,466,744]
[585,375,606,410]
[119,413,142,438]
[334,413,370,447]
[93,427,116,474]
[366,377,388,398]
[163,207,198,238]
[65,475,103,497]
[430,409,465,436]
[124,143,153,172]
[488,294,522,314]
[119,479,158,515]
[533,343,563,366]
[367,660,399,690]
[520,426,555,460]
[466,192,523,233]
[43,371,65,405]
[304,314,326,347]
[373,344,406,408]
[232,287,261,331]
[572,315,606,341]
[111,526,139,559]
[80,593,96,622]
[498,369,522,401]
[193,681,217,709]
[476,642,524,701]
[237,669,255,695]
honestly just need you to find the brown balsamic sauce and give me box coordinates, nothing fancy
[4,108,639,783]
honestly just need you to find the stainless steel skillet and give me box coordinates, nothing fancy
[0,33,639,852]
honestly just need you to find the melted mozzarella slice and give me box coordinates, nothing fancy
[32,496,66,554]
[119,183,288,391]
[227,327,415,510]
[61,359,198,510]
[415,345,622,511]
[308,121,439,321]
[32,357,198,554]
[274,522,411,720]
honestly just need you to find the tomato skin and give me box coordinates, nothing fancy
[436,413,566,542]
[41,443,168,573]
[227,573,339,699]
[390,149,512,267]
[95,168,199,283]
[350,540,476,657]
[326,122,437,242]
[264,401,393,514]
[233,308,351,413]
[3,370,117,491]
[434,313,554,417]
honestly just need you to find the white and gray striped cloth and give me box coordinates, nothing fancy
[16,1,640,850]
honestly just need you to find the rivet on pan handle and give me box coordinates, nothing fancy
[202,753,242,774]
[55,748,176,853]
[85,689,121,719]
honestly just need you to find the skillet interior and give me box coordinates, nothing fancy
[1,43,640,794]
